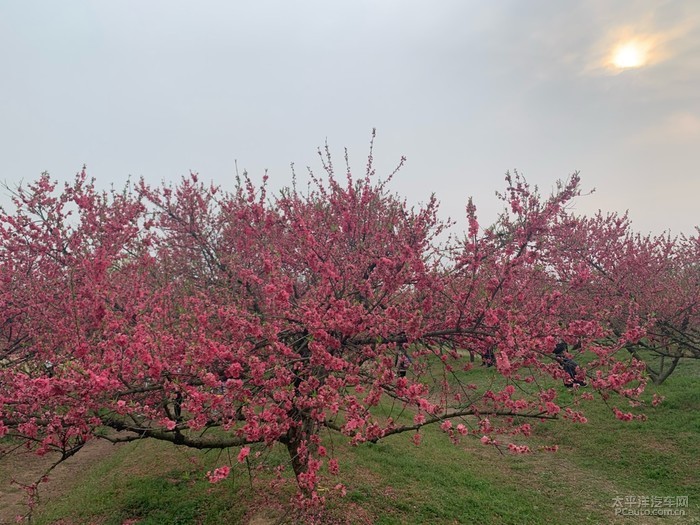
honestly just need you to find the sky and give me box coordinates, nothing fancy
[1,1,699,237]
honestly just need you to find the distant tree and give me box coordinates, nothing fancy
[542,210,700,384]
[0,149,648,507]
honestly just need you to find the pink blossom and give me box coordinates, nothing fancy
[545,402,561,415]
[328,458,340,475]
[613,408,634,421]
[206,466,230,483]
[508,443,531,454]
[237,446,251,463]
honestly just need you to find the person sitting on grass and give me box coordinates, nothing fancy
[553,341,587,387]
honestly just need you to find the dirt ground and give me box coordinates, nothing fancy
[0,439,122,525]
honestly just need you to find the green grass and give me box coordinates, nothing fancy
[31,439,265,525]
[343,432,566,525]
[28,359,700,524]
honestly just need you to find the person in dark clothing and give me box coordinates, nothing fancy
[482,346,495,367]
[553,342,587,387]
[396,351,412,378]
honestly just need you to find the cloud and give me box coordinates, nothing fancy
[629,112,700,144]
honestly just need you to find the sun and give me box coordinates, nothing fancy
[613,42,645,68]
[611,39,653,69]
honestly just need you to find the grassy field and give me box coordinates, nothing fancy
[24,359,700,524]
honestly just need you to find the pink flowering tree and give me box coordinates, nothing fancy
[543,210,700,384]
[0,151,648,503]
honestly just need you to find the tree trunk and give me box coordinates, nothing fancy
[651,356,681,385]
[284,409,317,494]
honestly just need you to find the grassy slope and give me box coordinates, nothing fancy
[32,359,699,525]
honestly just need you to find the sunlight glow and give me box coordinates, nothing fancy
[610,39,654,69]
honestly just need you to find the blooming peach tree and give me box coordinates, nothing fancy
[542,209,700,384]
[0,151,649,505]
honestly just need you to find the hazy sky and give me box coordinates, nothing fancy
[2,1,698,236]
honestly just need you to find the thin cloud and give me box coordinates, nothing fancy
[629,112,700,144]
